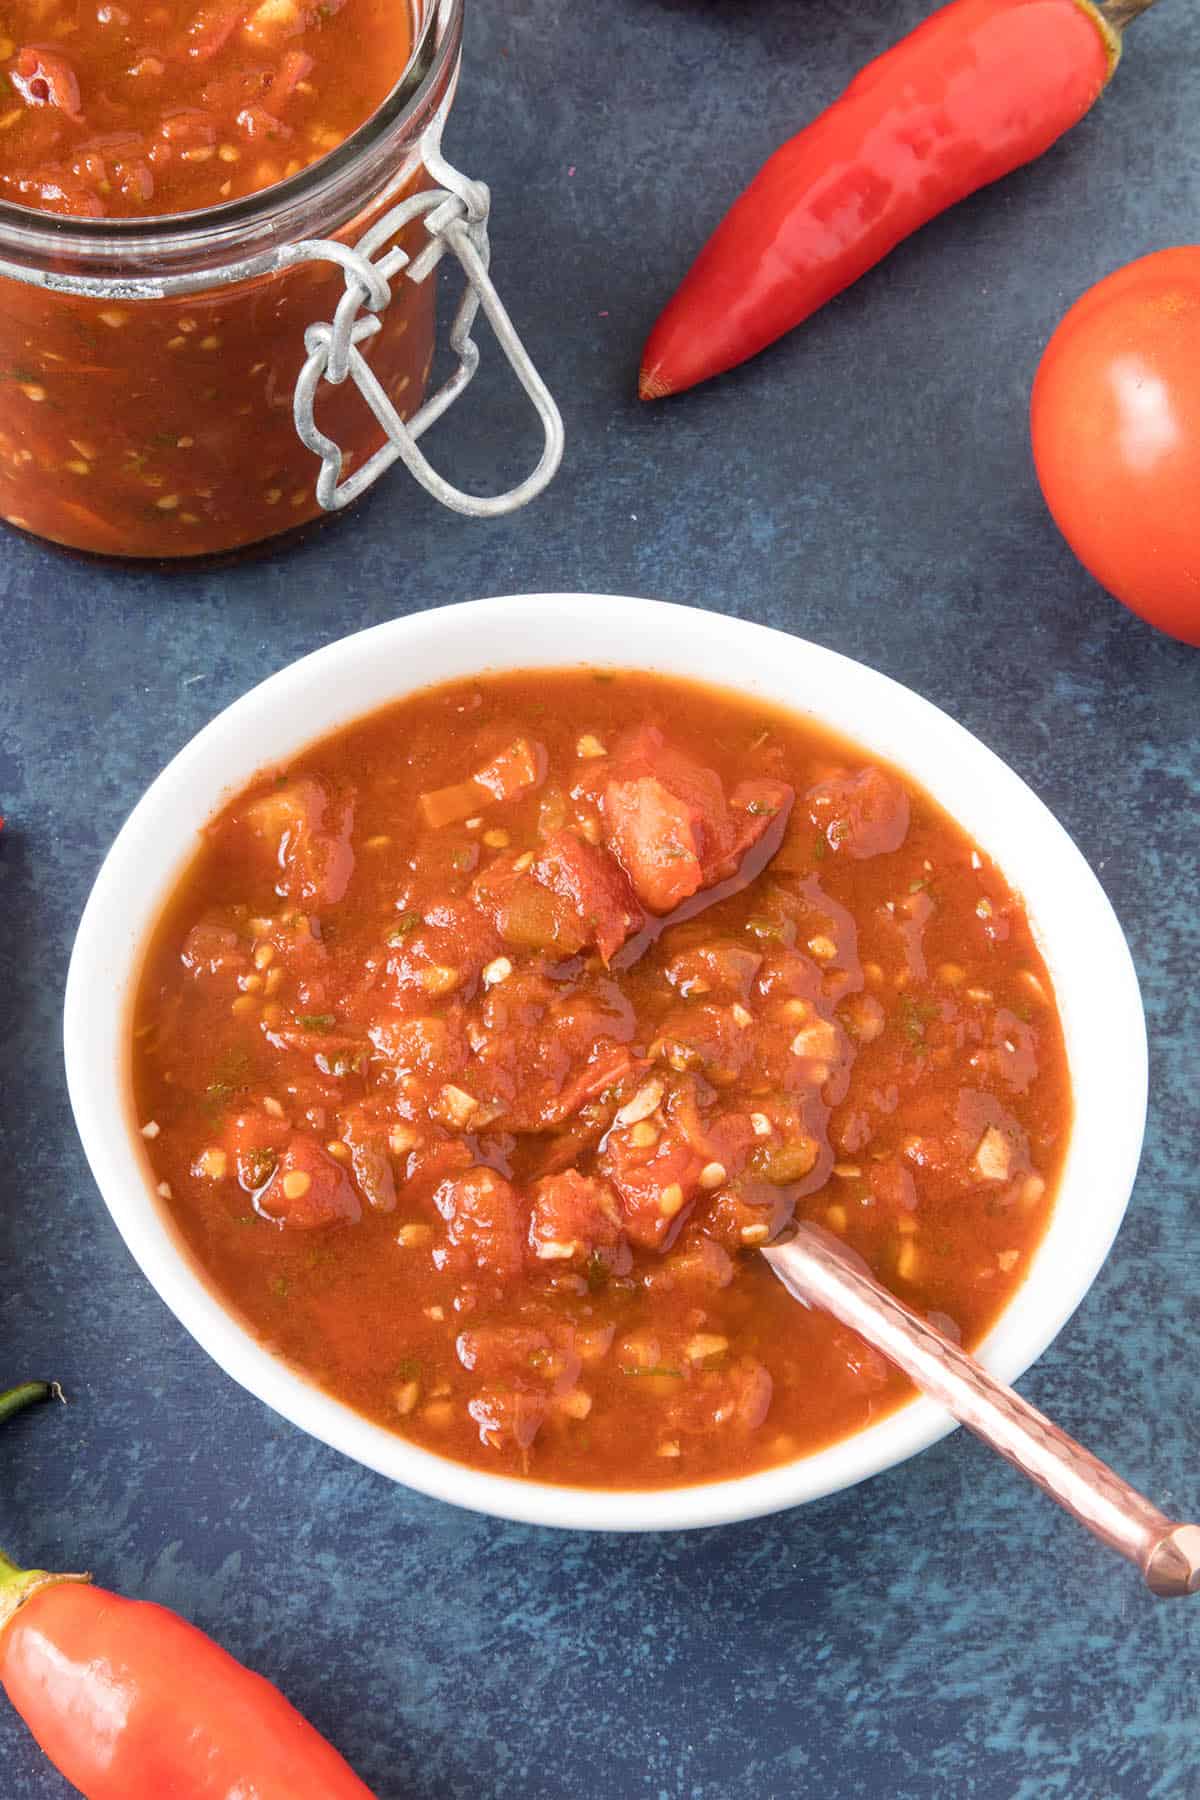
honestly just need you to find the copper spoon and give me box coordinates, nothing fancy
[763,1224,1200,1597]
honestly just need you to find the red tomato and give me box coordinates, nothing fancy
[1031,247,1200,647]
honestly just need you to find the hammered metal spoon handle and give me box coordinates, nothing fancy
[763,1225,1200,1597]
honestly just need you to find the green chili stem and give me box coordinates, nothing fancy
[0,1381,64,1427]
[0,1551,89,1633]
[0,1385,85,1633]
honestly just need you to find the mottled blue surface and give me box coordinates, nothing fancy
[2,1,1198,1794]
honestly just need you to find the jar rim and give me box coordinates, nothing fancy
[0,0,461,278]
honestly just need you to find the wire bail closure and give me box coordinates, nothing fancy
[286,146,563,518]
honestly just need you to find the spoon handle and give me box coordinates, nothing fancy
[763,1225,1200,1597]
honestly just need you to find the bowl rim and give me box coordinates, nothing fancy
[63,593,1148,1532]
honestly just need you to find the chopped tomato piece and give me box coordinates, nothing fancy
[807,767,910,859]
[472,855,590,957]
[417,777,488,830]
[642,1232,734,1291]
[528,1170,630,1271]
[385,898,502,1001]
[650,1003,756,1086]
[664,938,762,1002]
[256,1136,361,1229]
[704,1178,793,1251]
[339,1105,396,1212]
[531,830,644,964]
[222,1108,289,1192]
[604,729,793,913]
[541,1045,644,1129]
[11,47,82,121]
[367,1007,469,1082]
[603,1131,706,1250]
[238,777,355,907]
[472,736,546,802]
[421,737,547,828]
[432,1166,526,1284]
[604,774,705,914]
[721,779,795,873]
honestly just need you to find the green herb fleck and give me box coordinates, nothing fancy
[811,836,827,861]
[270,1275,289,1300]
[746,800,778,817]
[299,1013,336,1030]
[586,1251,609,1293]
[909,879,928,894]
[206,1048,252,1107]
[395,1356,422,1381]
[591,670,616,683]
[620,1365,683,1379]
[389,912,420,943]
[899,996,937,1045]
[451,849,472,870]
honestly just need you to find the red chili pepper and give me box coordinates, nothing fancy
[639,0,1157,400]
[1,1385,376,1800]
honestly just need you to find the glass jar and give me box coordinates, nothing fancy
[0,0,561,559]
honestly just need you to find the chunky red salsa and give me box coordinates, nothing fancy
[0,0,428,558]
[132,670,1071,1489]
[0,0,410,217]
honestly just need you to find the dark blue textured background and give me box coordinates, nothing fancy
[2,1,1198,1794]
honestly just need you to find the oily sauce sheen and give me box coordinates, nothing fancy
[132,670,1071,1490]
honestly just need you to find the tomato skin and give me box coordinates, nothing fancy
[1031,247,1200,647]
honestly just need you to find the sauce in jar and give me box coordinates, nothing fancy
[0,0,412,218]
[0,0,438,557]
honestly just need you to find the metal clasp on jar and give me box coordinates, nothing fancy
[284,144,563,518]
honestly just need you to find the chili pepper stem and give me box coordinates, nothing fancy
[1100,0,1160,31]
[0,1381,65,1428]
[0,1552,90,1637]
[0,1380,87,1634]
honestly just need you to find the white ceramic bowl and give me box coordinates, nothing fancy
[64,595,1147,1530]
